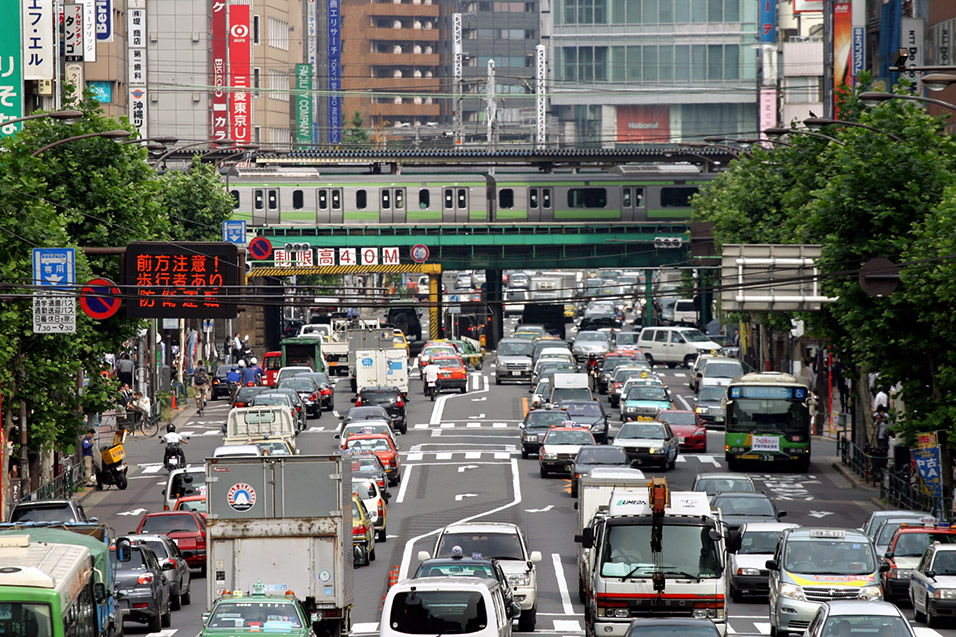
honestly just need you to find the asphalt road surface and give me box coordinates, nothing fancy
[84,316,951,637]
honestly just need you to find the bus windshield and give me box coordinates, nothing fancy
[0,602,53,636]
[727,397,809,433]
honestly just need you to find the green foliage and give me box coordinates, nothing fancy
[163,155,237,241]
[343,111,369,147]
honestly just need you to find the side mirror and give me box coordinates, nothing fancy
[765,559,778,571]
[884,552,894,560]
[574,529,594,549]
[162,561,176,571]
[927,570,937,579]
[510,602,522,618]
[115,537,132,563]
[350,397,357,404]
[879,562,891,573]
[202,612,211,625]
[417,550,431,561]
[89,516,99,523]
[777,511,787,518]
[529,551,542,564]
[334,434,340,439]
[94,582,107,603]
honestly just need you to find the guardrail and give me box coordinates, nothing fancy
[880,471,951,520]
[838,437,886,487]
[19,464,83,503]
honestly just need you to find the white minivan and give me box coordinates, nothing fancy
[381,577,515,637]
[638,326,723,369]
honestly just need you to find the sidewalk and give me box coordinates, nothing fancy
[821,454,889,512]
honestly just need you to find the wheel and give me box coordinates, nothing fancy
[400,424,407,435]
[521,449,529,459]
[161,605,171,628]
[517,605,537,632]
[666,362,678,369]
[540,466,548,478]
[769,624,778,637]
[571,484,578,497]
[668,457,676,470]
[927,606,940,629]
[141,418,159,437]
[795,456,810,472]
[378,528,387,543]
[117,474,128,490]
[495,377,502,385]
[731,583,742,604]
[683,354,696,368]
[181,585,191,606]
[147,613,162,633]
[645,354,655,367]
[171,589,182,611]
[460,386,467,394]
[370,547,376,562]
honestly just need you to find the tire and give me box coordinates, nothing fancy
[769,625,778,637]
[668,457,676,470]
[161,606,171,628]
[117,474,129,490]
[460,386,467,394]
[518,605,537,632]
[370,546,377,561]
[927,607,940,629]
[378,528,387,543]
[666,362,677,369]
[683,355,696,369]
[539,466,548,478]
[495,377,502,385]
[914,595,926,623]
[644,354,655,367]
[521,449,529,459]
[171,589,182,611]
[147,613,162,633]
[731,584,742,604]
[795,456,810,472]
[182,586,191,606]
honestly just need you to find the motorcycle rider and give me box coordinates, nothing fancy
[238,359,258,386]
[160,424,188,469]
[226,364,241,401]
[586,353,600,391]
[249,357,264,385]
[422,361,441,398]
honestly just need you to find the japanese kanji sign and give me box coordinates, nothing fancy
[0,1,23,137]
[124,242,240,319]
[228,2,251,144]
[23,0,54,80]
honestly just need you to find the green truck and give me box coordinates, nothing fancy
[280,337,327,372]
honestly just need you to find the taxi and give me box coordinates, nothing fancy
[882,523,956,602]
[597,350,642,394]
[173,494,208,519]
[431,355,468,393]
[353,476,389,543]
[201,584,312,636]
[418,343,459,370]
[448,339,484,370]
[910,542,956,626]
[337,421,397,449]
[620,383,673,422]
[352,494,377,566]
[393,329,411,359]
[342,433,401,486]
[608,365,654,407]
[537,425,596,478]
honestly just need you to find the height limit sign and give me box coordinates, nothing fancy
[33,248,77,334]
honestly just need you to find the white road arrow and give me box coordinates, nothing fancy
[525,505,554,513]
[117,508,147,516]
[468,414,486,419]
[471,397,487,402]
[808,510,834,518]
[458,465,479,473]
[455,493,478,501]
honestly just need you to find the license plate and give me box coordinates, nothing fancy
[759,454,776,461]
[741,454,759,460]
[512,371,522,376]
[678,437,685,443]
[637,416,653,421]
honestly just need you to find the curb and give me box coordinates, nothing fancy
[827,458,892,511]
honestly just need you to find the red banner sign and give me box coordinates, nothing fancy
[211,0,229,141]
[228,3,251,143]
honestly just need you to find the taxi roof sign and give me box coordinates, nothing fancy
[808,529,846,538]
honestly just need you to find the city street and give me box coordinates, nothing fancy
[83,318,950,637]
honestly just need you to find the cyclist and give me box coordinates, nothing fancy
[193,361,210,415]
[129,391,152,434]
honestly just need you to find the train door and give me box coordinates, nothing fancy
[316,188,344,224]
[380,188,405,223]
[443,188,467,222]
[539,186,553,221]
[528,188,541,222]
[623,186,646,221]
[253,188,280,224]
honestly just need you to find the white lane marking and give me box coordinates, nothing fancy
[436,452,453,460]
[406,452,424,461]
[399,458,521,580]
[429,390,452,425]
[140,463,164,474]
[467,423,481,428]
[699,454,720,466]
[414,423,429,429]
[494,451,512,459]
[351,623,380,634]
[455,493,478,501]
[677,394,693,410]
[396,464,414,504]
[551,553,575,615]
[493,422,508,428]
[553,620,582,632]
[465,451,482,459]
[440,422,455,429]
[753,623,771,635]
[726,626,736,634]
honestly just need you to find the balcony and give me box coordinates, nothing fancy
[362,3,440,17]
[369,102,441,117]
[368,27,440,42]
[367,52,440,66]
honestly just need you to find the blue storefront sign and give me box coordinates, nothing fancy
[328,0,341,144]
[88,81,112,103]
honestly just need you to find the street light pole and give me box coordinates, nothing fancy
[30,130,132,156]
[763,127,846,146]
[1,110,84,134]
[859,91,956,114]
[804,117,903,143]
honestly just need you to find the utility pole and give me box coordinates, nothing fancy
[486,59,497,148]
[453,13,463,146]
[535,44,546,151]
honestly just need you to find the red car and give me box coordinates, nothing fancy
[656,409,707,452]
[135,511,207,574]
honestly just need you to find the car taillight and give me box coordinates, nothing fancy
[236,402,246,407]
[378,501,385,518]
[311,393,318,402]
[355,524,366,535]
[137,573,153,585]
[396,396,404,408]
[321,388,331,395]
[377,478,385,488]
[355,397,363,406]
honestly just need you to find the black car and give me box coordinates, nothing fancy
[350,453,391,494]
[353,387,407,434]
[278,377,323,418]
[625,618,722,637]
[579,315,621,332]
[414,556,520,620]
[709,492,786,533]
[520,408,572,458]
[558,400,610,443]
[127,533,192,610]
[341,405,393,427]
[570,445,629,496]
[231,384,265,408]
[210,364,234,400]
[295,371,335,410]
[112,542,173,632]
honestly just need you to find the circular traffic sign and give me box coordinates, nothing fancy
[248,236,273,260]
[410,244,429,263]
[80,277,121,320]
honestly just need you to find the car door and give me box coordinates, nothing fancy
[663,424,678,460]
[912,548,932,609]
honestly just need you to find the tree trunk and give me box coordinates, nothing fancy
[40,446,53,487]
[858,371,872,447]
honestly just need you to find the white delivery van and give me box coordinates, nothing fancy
[637,326,723,369]
[548,373,592,406]
[355,349,409,395]
[223,406,297,450]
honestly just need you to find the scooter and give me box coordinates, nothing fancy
[96,429,129,490]
[425,379,440,401]
[163,441,186,472]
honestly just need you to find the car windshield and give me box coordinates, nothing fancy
[618,423,667,440]
[352,456,386,472]
[525,411,569,429]
[253,395,292,407]
[551,388,593,402]
[278,379,313,392]
[932,551,956,574]
[783,539,876,574]
[389,590,487,635]
[712,497,774,517]
[603,358,633,373]
[139,514,199,534]
[703,362,743,378]
[176,499,207,513]
[303,373,330,386]
[892,532,956,557]
[544,430,594,445]
[344,424,391,438]
[681,330,713,343]
[234,387,264,402]
[738,530,784,554]
[577,447,628,464]
[615,332,639,346]
[697,387,726,403]
[0,603,54,636]
[577,332,608,342]
[216,365,231,376]
[347,407,389,420]
[658,412,698,426]
[876,520,917,547]
[361,391,398,405]
[820,615,911,637]
[346,438,391,453]
[601,523,722,579]
[10,505,77,522]
[437,358,464,369]
[256,441,292,455]
[415,562,496,579]
[694,478,754,496]
[207,601,304,629]
[627,626,720,637]
[625,386,668,402]
[499,341,533,357]
[562,403,601,417]
[437,532,525,561]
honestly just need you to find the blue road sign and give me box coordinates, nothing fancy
[448,294,460,303]
[222,220,247,245]
[33,248,75,288]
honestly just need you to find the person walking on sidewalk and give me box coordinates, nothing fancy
[81,430,96,486]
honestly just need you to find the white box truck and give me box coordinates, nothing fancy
[205,455,354,637]
[354,349,409,395]
[348,328,395,391]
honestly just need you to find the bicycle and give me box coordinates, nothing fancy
[123,410,160,437]
[196,393,207,417]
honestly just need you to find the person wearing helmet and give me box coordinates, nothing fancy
[239,358,259,386]
[238,359,246,368]
[249,357,264,385]
[160,423,188,469]
[226,365,242,402]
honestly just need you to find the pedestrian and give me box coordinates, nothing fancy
[232,332,243,364]
[832,360,850,413]
[81,430,96,486]
[872,387,889,413]
[116,353,134,389]
[732,329,740,347]
[874,404,890,448]
[119,383,134,408]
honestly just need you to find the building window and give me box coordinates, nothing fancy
[253,67,261,97]
[253,15,260,44]
[268,17,290,51]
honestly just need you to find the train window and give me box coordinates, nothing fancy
[661,186,698,207]
[457,189,467,208]
[332,189,342,209]
[419,189,430,209]
[395,189,404,209]
[567,188,607,208]
[230,190,240,209]
[444,189,454,209]
[356,190,367,210]
[318,189,328,210]
[382,189,391,210]
[529,188,538,208]
[254,189,264,210]
[623,188,631,208]
[542,188,552,208]
[634,187,645,207]
[499,188,515,209]
[267,189,278,210]
[293,189,304,210]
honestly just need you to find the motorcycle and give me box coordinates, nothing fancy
[425,379,440,401]
[96,430,129,490]
[163,441,187,472]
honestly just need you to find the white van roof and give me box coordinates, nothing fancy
[553,373,589,389]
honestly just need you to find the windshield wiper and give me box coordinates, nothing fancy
[661,570,701,582]
[621,564,649,580]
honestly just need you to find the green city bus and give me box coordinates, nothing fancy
[724,372,812,472]
[0,535,99,637]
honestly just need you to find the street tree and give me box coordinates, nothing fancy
[163,155,237,242]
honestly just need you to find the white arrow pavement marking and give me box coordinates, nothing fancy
[455,493,478,501]
[526,505,554,513]
[468,414,486,419]
[808,511,834,518]
[117,508,147,516]
[471,397,487,402]
[458,465,479,472]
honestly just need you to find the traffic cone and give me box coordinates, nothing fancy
[171,392,177,410]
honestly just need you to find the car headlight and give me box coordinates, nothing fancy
[779,583,805,601]
[591,422,606,432]
[542,452,558,460]
[888,568,913,579]
[508,572,532,587]
[858,585,882,600]
[648,447,660,454]
[525,434,538,442]
[696,407,709,414]
[736,567,761,576]
[934,588,956,599]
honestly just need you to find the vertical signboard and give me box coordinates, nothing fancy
[328,0,341,144]
[833,1,852,103]
[759,87,776,135]
[296,63,313,145]
[0,2,23,137]
[32,248,77,334]
[64,4,85,62]
[758,0,776,44]
[95,0,113,42]
[23,0,55,81]
[211,0,229,141]
[81,0,97,62]
[307,0,317,142]
[228,2,252,144]
[900,18,925,94]
[127,0,147,136]
[928,18,953,68]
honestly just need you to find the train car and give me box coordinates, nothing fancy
[226,165,713,227]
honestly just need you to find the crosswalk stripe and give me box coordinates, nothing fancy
[436,452,453,460]
[406,452,424,461]
[753,623,771,635]
[465,451,482,460]
[351,622,379,634]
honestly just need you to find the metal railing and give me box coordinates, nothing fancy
[19,464,83,503]
[838,437,886,487]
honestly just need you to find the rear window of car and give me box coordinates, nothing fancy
[140,514,200,534]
